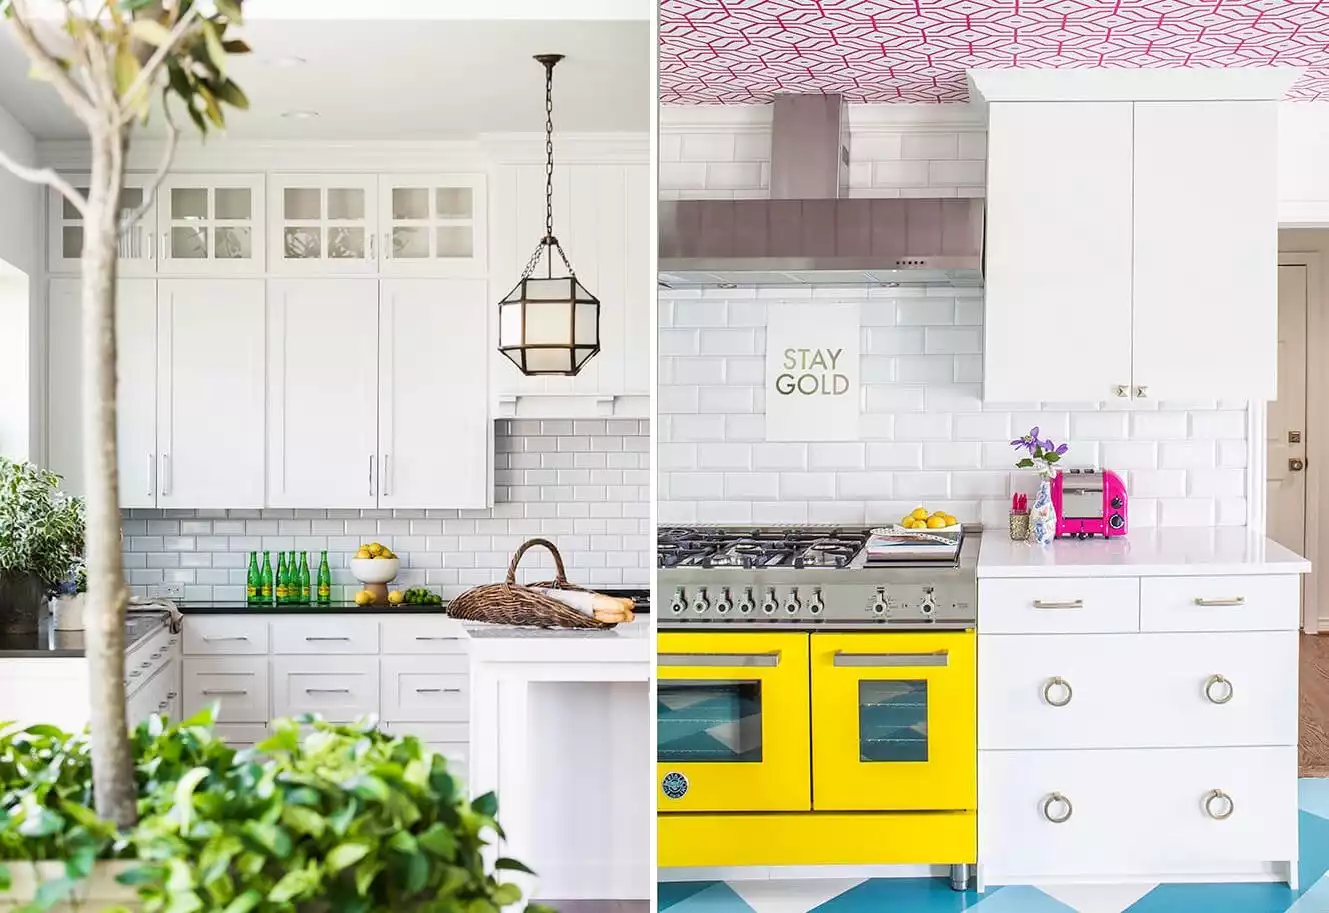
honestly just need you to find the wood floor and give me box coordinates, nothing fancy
[1302,633,1329,776]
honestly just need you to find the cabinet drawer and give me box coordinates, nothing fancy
[272,617,380,654]
[979,578,1139,634]
[1140,575,1301,632]
[979,632,1298,750]
[183,657,270,723]
[381,657,468,722]
[214,723,269,747]
[382,617,467,654]
[272,655,379,721]
[381,721,469,743]
[184,617,269,655]
[979,746,1296,878]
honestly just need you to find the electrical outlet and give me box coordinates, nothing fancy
[151,583,185,599]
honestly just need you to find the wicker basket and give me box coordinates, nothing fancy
[446,538,615,630]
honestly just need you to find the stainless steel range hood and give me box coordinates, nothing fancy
[659,94,985,289]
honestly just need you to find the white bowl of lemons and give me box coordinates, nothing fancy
[350,541,400,584]
[898,506,960,532]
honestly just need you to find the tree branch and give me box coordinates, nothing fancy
[6,0,98,125]
[119,95,178,228]
[0,147,88,217]
[121,4,200,109]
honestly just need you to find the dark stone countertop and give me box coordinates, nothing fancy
[0,609,170,658]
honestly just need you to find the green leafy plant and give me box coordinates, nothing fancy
[0,458,84,593]
[0,711,552,913]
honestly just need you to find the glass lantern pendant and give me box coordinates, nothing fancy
[497,54,601,377]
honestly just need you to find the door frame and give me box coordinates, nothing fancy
[1267,243,1327,631]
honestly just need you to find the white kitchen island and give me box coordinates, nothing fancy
[466,618,651,905]
[975,528,1310,892]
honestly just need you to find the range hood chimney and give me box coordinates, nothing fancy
[659,94,984,289]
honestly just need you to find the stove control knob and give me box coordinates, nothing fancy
[784,591,801,615]
[807,588,825,616]
[920,592,937,616]
[692,587,710,614]
[670,588,686,615]
[737,587,755,615]
[871,586,888,616]
[714,587,733,615]
[761,588,778,615]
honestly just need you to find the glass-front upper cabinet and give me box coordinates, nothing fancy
[378,174,487,278]
[268,174,378,275]
[48,174,158,275]
[156,175,265,274]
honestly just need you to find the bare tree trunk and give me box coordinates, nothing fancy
[82,126,136,828]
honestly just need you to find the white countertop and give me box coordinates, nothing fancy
[463,616,651,665]
[976,528,1311,578]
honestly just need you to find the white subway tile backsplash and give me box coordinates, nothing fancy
[837,472,894,500]
[895,472,951,500]
[901,132,958,160]
[867,442,924,470]
[1130,412,1189,440]
[780,473,837,500]
[923,442,983,469]
[697,443,753,470]
[1160,440,1218,470]
[953,413,1011,442]
[1070,412,1130,441]
[1191,411,1248,439]
[725,473,780,500]
[752,443,808,471]
[808,443,867,471]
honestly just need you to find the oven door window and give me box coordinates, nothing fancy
[658,679,763,763]
[860,680,928,762]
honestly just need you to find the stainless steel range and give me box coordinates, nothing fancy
[657,525,978,630]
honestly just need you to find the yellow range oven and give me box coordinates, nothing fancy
[656,526,978,891]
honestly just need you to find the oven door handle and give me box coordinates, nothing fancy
[658,651,781,668]
[833,650,949,668]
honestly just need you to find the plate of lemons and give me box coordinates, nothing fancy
[896,506,960,532]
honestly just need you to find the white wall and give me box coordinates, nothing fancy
[0,101,40,463]
[1279,103,1329,226]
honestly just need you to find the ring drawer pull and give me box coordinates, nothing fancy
[1204,789,1234,820]
[1193,597,1246,607]
[1042,793,1073,823]
[1204,674,1234,704]
[1042,677,1073,707]
[1033,599,1084,610]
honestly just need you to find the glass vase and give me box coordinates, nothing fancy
[1029,475,1058,546]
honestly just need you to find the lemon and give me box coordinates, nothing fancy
[381,550,397,560]
[387,590,404,605]
[943,514,958,527]
[353,590,373,606]
[911,507,929,521]
[927,515,947,529]
[367,543,384,557]
[354,547,372,560]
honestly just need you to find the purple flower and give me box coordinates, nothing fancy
[1029,426,1040,439]
[1055,443,1069,455]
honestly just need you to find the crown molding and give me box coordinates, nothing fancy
[968,67,1304,106]
[661,102,984,135]
[478,132,648,165]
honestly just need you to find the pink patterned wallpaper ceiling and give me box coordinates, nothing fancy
[660,0,1329,104]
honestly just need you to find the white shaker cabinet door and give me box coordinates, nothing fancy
[1132,101,1278,402]
[378,278,491,508]
[46,278,158,505]
[155,279,266,509]
[267,279,379,508]
[983,102,1134,403]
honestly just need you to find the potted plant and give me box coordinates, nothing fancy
[0,711,552,913]
[0,459,84,634]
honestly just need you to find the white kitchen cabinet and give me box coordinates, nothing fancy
[156,175,265,275]
[1131,102,1278,401]
[379,174,487,278]
[267,279,380,508]
[46,278,157,505]
[268,174,378,274]
[379,278,491,508]
[489,162,650,416]
[47,174,158,275]
[155,280,266,509]
[983,102,1134,403]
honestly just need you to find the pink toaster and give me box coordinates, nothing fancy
[1051,469,1128,539]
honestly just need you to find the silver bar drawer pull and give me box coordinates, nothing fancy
[658,652,781,668]
[201,689,248,696]
[305,688,351,694]
[305,636,352,642]
[1194,597,1246,607]
[203,636,249,642]
[415,636,461,641]
[416,687,463,694]
[1033,599,1084,610]
[834,650,949,668]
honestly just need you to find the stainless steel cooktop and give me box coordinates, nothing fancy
[657,525,978,631]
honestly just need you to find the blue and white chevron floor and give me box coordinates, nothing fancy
[659,779,1329,913]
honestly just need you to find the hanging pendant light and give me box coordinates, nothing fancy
[497,54,601,377]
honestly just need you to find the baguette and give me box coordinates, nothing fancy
[535,587,635,622]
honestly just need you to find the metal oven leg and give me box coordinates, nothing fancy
[949,864,972,892]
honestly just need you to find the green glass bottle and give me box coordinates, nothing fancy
[317,551,332,606]
[298,552,312,605]
[246,552,260,605]
[275,552,289,603]
[288,552,299,604]
[260,551,273,603]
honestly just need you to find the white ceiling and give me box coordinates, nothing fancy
[0,17,650,140]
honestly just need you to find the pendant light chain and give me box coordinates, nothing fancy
[518,55,578,282]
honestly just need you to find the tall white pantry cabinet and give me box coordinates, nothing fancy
[44,171,492,509]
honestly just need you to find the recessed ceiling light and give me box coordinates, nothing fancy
[266,56,306,68]
[281,110,319,120]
